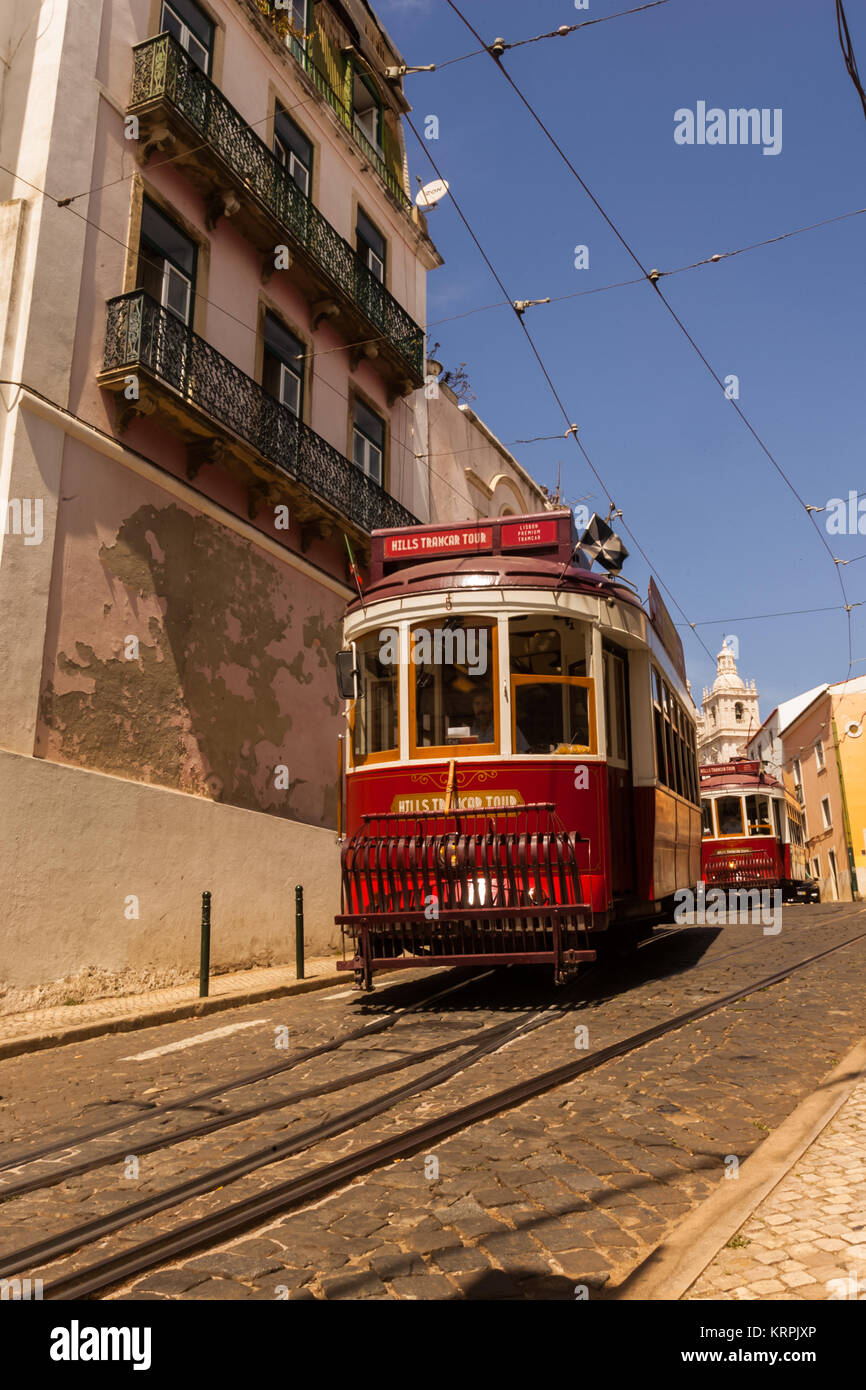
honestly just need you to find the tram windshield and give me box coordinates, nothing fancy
[412,617,497,754]
[352,630,398,763]
[716,795,745,836]
[745,794,772,836]
[509,616,594,754]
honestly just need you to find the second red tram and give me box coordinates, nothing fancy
[699,759,817,901]
[335,510,702,987]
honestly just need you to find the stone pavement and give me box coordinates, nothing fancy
[0,954,343,1060]
[686,1072,866,1301]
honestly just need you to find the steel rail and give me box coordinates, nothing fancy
[0,1000,573,1282]
[30,922,866,1300]
[0,967,495,1174]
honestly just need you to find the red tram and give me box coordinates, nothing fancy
[699,759,818,901]
[334,510,702,987]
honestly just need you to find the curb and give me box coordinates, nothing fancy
[613,1033,866,1300]
[0,970,343,1063]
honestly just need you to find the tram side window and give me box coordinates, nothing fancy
[653,668,699,803]
[717,796,745,836]
[701,799,714,835]
[772,798,783,840]
[413,617,497,755]
[745,794,772,836]
[352,632,398,763]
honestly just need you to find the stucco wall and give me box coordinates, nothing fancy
[35,437,345,830]
[0,745,341,1002]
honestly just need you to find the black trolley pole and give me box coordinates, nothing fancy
[199,890,212,997]
[295,884,305,980]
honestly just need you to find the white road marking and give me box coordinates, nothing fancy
[123,1019,269,1061]
[320,989,358,1000]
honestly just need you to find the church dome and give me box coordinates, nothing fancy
[712,639,745,692]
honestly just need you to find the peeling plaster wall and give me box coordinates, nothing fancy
[0,746,341,998]
[36,440,344,831]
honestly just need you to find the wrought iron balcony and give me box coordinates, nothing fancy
[99,291,418,539]
[129,33,423,389]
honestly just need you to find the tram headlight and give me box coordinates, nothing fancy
[467,877,488,907]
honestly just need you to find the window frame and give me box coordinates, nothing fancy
[716,794,746,838]
[407,617,500,761]
[509,674,597,757]
[160,0,214,73]
[349,632,399,768]
[262,309,305,418]
[273,102,313,197]
[352,396,386,486]
[137,196,198,326]
[815,739,826,772]
[356,206,386,283]
[821,796,832,830]
[353,71,384,152]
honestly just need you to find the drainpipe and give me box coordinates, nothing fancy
[831,715,860,901]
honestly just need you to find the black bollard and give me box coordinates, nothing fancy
[295,884,305,980]
[199,890,212,997]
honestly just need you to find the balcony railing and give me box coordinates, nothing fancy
[279,30,411,212]
[102,291,418,535]
[129,33,423,380]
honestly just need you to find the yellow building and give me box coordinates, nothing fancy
[783,676,866,901]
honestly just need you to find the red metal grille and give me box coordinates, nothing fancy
[704,849,779,888]
[336,803,594,981]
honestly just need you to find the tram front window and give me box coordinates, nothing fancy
[412,617,497,754]
[508,615,594,754]
[717,796,745,836]
[352,631,398,763]
[746,794,772,836]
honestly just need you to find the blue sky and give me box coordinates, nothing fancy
[375,0,866,713]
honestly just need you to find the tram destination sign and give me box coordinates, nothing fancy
[382,526,493,560]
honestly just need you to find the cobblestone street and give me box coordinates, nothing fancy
[1,903,864,1303]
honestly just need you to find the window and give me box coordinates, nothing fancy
[353,72,383,150]
[508,617,594,755]
[353,399,385,484]
[772,798,783,840]
[745,794,772,836]
[356,208,386,283]
[160,0,213,72]
[411,618,497,757]
[351,631,397,764]
[262,312,304,416]
[734,701,743,722]
[137,198,196,324]
[792,757,803,803]
[701,799,714,835]
[815,739,826,772]
[812,856,821,880]
[828,849,839,899]
[603,649,628,764]
[273,104,313,197]
[716,796,745,836]
[821,796,832,830]
[652,668,698,802]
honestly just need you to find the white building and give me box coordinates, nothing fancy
[697,639,761,763]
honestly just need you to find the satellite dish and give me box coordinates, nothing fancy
[415,178,450,210]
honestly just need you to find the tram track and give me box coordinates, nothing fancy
[3,920,864,1301]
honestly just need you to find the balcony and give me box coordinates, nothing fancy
[128,33,424,392]
[98,291,418,544]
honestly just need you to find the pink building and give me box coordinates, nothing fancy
[0,0,451,1001]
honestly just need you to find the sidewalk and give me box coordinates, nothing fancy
[0,955,345,1061]
[618,1035,866,1301]
[685,1072,866,1300]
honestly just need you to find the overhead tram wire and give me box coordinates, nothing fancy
[401,115,716,669]
[837,0,866,123]
[442,0,858,678]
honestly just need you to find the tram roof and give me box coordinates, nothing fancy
[699,760,784,793]
[349,510,644,615]
[346,551,645,614]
